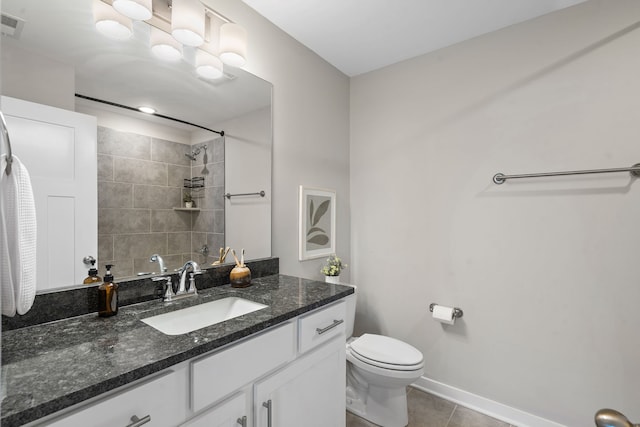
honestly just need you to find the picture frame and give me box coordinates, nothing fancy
[298,186,336,260]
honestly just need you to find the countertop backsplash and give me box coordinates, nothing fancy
[1,257,279,331]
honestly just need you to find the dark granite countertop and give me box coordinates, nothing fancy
[1,274,354,427]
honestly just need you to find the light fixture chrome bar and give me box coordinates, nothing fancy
[1,111,13,176]
[225,190,266,199]
[493,163,640,185]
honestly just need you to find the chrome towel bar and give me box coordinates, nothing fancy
[225,190,266,199]
[0,111,13,176]
[493,163,640,185]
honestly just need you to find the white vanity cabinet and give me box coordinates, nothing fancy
[35,300,347,427]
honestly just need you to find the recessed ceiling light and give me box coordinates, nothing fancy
[138,106,156,114]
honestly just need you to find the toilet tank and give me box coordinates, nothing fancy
[343,283,357,339]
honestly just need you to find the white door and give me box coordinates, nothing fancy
[1,96,97,291]
[254,338,346,427]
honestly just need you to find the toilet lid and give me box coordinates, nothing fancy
[350,334,423,367]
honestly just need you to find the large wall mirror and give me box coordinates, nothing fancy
[0,0,272,289]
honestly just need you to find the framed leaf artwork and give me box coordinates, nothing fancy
[298,186,336,260]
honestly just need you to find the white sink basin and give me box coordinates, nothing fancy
[141,297,268,335]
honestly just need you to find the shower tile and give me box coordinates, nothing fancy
[150,210,191,232]
[108,258,133,279]
[98,127,151,160]
[213,209,224,234]
[151,138,191,166]
[98,209,150,234]
[114,158,167,186]
[134,185,180,209]
[212,137,224,162]
[98,182,133,208]
[98,234,114,262]
[113,233,167,260]
[212,162,225,187]
[192,210,214,233]
[168,164,191,188]
[447,405,510,427]
[168,232,191,254]
[98,154,114,181]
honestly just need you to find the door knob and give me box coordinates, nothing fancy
[595,408,639,427]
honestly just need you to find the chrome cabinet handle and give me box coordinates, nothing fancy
[262,400,272,427]
[126,415,151,427]
[316,319,344,335]
[236,415,247,427]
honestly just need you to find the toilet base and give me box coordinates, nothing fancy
[346,382,409,427]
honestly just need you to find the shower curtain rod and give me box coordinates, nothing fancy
[75,94,224,136]
[493,163,640,184]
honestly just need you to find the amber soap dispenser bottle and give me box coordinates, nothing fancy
[98,264,118,317]
[83,259,102,285]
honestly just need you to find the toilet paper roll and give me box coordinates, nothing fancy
[432,305,456,325]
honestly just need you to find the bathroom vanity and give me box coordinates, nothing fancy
[0,274,353,427]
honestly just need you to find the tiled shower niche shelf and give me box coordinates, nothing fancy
[173,207,201,212]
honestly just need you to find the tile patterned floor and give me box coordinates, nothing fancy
[346,387,517,427]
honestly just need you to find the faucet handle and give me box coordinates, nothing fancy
[152,276,175,300]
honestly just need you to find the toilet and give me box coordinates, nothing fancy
[343,284,424,427]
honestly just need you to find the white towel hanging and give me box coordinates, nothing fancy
[1,154,37,316]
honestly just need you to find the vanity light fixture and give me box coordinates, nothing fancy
[150,26,183,61]
[112,0,152,21]
[94,0,133,40]
[219,22,247,67]
[93,0,249,77]
[137,106,156,114]
[195,49,224,79]
[171,0,205,47]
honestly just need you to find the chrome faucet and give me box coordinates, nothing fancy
[152,260,202,302]
[178,260,202,295]
[150,254,167,273]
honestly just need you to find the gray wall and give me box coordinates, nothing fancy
[213,0,351,282]
[350,1,640,425]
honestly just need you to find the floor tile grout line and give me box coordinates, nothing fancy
[444,404,457,427]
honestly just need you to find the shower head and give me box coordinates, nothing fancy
[185,144,207,162]
[595,409,638,427]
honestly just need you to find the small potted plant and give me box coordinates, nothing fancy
[183,191,195,208]
[321,254,347,284]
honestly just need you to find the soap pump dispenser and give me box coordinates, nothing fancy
[83,259,102,285]
[98,264,118,317]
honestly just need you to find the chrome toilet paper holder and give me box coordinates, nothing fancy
[429,303,463,319]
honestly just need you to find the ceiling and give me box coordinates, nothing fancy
[241,0,588,76]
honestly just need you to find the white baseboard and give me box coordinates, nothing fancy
[412,377,566,427]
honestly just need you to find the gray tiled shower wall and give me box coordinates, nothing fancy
[97,126,224,279]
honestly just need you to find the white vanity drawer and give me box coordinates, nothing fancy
[191,322,295,413]
[298,301,346,354]
[45,370,186,427]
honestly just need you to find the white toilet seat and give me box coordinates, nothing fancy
[349,334,424,371]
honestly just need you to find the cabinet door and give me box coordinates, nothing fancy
[1,95,97,290]
[181,392,249,427]
[254,337,346,427]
